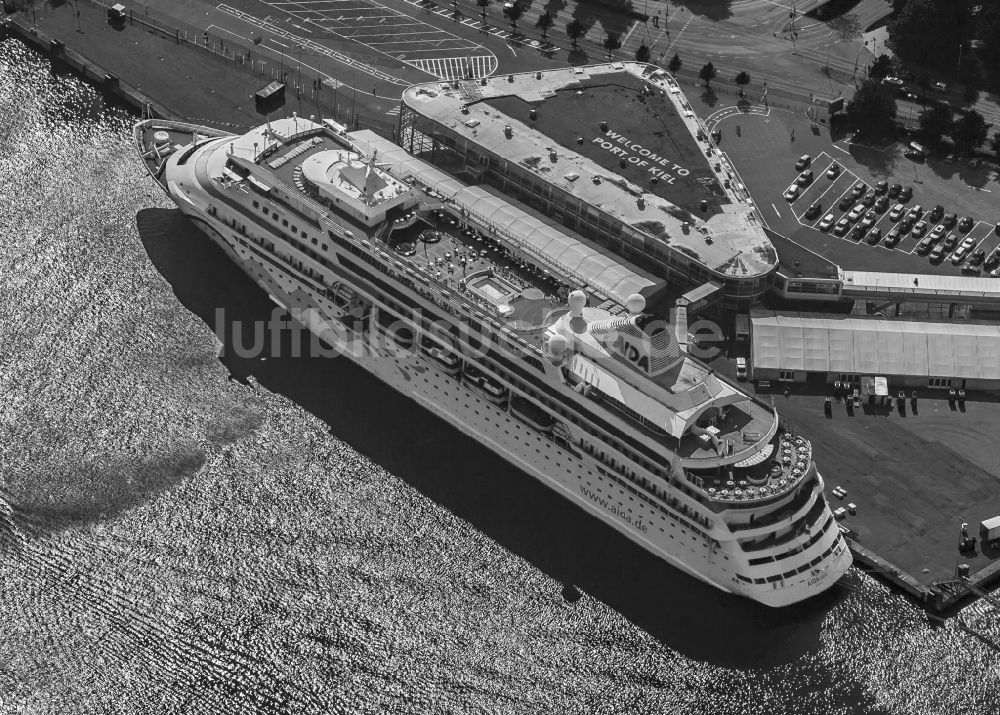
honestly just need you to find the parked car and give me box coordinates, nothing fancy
[961,265,981,276]
[946,153,956,164]
[805,201,822,219]
[969,249,986,266]
[959,216,974,232]
[795,154,812,171]
[838,196,854,211]
[929,224,946,241]
[889,203,906,221]
[884,227,902,247]
[930,205,944,223]
[861,210,878,230]
[848,203,866,221]
[951,246,969,264]
[904,148,925,160]
[995,222,1000,235]
[960,236,976,251]
[851,225,867,241]
[866,227,883,245]
[735,357,748,380]
[899,217,915,233]
[834,217,850,236]
[929,244,946,261]
[970,158,981,168]
[850,182,866,200]
[992,268,1000,278]
[888,183,902,198]
[797,169,814,187]
[784,184,800,201]
[819,213,836,231]
[906,205,923,221]
[884,76,904,87]
[985,252,1000,270]
[943,212,958,229]
[942,233,958,250]
[827,163,841,179]
[899,185,913,201]
[861,190,877,207]
[916,236,934,255]
[911,220,928,238]
[874,180,889,195]
[875,195,890,212]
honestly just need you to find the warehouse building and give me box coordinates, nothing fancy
[749,310,1000,391]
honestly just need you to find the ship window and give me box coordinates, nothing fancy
[262,207,269,216]
[322,244,328,252]
[291,226,297,234]
[273,214,280,223]
[736,574,751,583]
[311,237,318,245]
[282,219,289,228]
[765,575,782,583]
[252,200,259,209]
[753,578,765,585]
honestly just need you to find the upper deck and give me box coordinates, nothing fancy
[180,116,779,472]
[400,63,777,280]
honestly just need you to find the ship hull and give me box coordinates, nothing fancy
[170,200,852,608]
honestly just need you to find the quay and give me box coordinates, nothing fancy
[5,0,1000,613]
[767,387,1000,611]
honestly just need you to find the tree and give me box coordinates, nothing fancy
[566,18,586,49]
[828,14,862,42]
[503,2,523,29]
[887,0,970,67]
[635,43,651,62]
[667,53,682,73]
[992,131,1000,159]
[917,103,954,145]
[535,10,554,39]
[949,109,988,154]
[734,70,751,97]
[868,55,893,82]
[957,52,984,106]
[698,62,717,88]
[844,80,898,136]
[603,31,621,58]
[977,4,1000,71]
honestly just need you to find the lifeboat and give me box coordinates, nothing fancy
[462,364,509,405]
[420,336,461,376]
[510,395,555,433]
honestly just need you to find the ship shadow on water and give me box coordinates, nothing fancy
[137,207,841,668]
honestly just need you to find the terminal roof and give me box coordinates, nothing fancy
[751,310,1000,380]
[401,63,776,279]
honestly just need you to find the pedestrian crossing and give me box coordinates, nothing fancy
[405,55,497,80]
[385,105,401,117]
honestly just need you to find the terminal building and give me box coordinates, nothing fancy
[398,63,777,309]
[749,310,1000,392]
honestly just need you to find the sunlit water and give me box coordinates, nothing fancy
[0,37,998,714]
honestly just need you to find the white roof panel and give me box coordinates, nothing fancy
[750,311,1000,380]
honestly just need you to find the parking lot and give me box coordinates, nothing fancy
[784,152,1000,271]
[251,0,498,79]
[703,98,1000,277]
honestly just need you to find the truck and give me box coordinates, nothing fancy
[735,357,748,381]
[980,516,1000,544]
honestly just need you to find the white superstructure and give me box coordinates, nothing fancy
[135,115,851,607]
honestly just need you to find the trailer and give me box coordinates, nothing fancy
[980,516,1000,544]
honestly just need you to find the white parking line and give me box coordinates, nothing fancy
[772,203,781,218]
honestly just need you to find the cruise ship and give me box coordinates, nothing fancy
[134,111,851,607]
